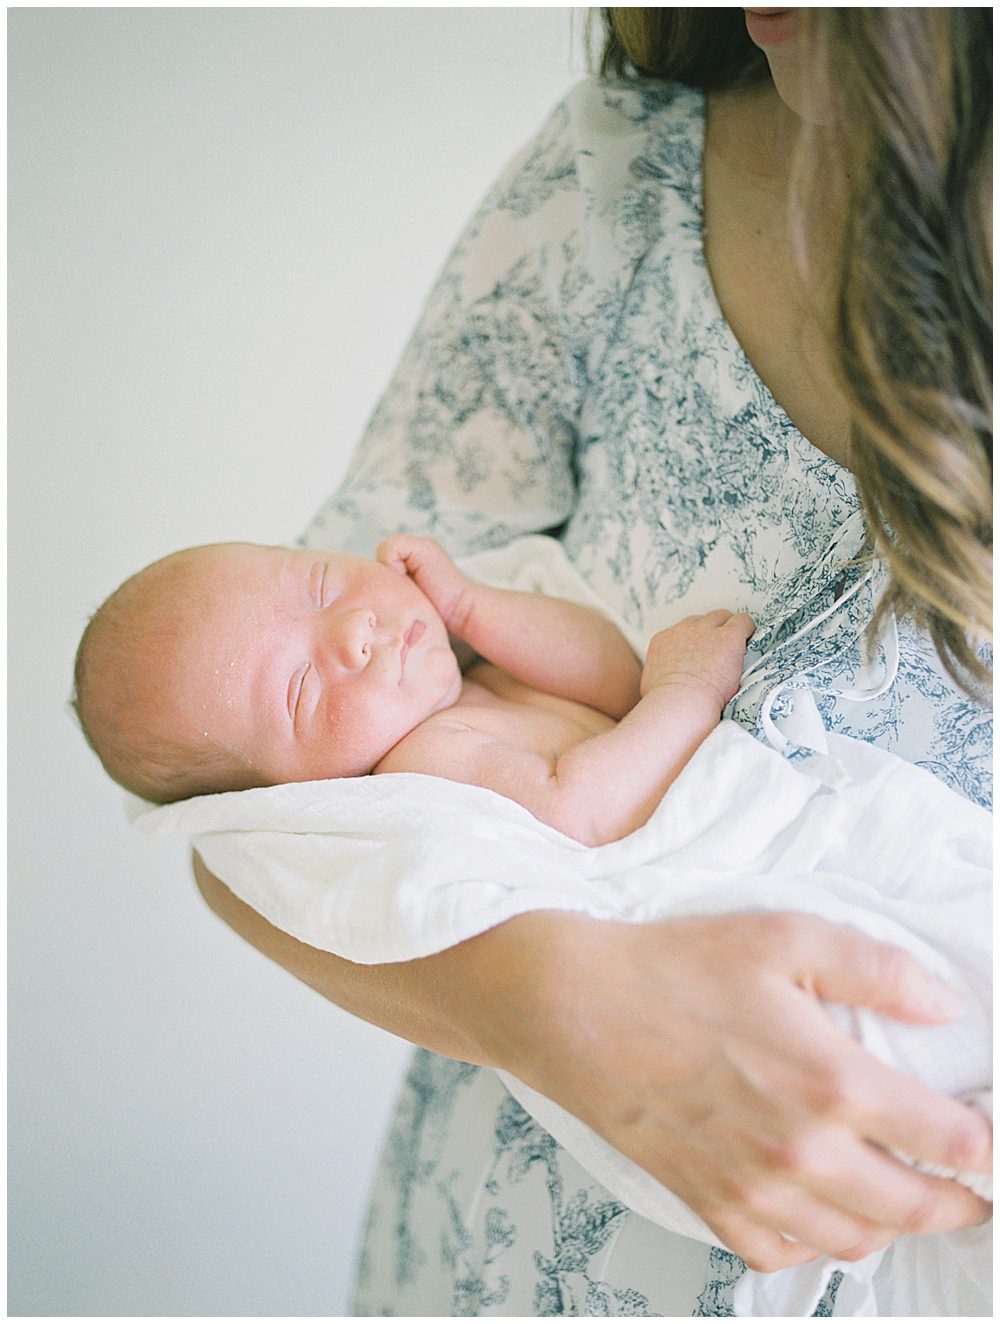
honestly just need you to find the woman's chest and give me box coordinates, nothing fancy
[565,260,860,642]
[701,83,852,468]
[702,196,851,468]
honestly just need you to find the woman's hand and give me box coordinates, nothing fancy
[194,858,991,1273]
[474,910,992,1272]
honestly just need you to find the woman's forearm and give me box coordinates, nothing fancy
[193,850,531,1066]
[193,852,991,1272]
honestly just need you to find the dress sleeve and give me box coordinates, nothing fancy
[299,92,591,559]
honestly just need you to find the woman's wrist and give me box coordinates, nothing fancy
[428,910,575,1073]
[459,911,623,1098]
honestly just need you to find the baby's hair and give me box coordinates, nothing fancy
[72,547,263,804]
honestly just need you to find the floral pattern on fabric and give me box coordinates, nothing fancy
[302,77,990,1315]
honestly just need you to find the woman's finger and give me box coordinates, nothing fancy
[779,915,969,1025]
[737,919,992,1175]
[696,1206,823,1274]
[847,1052,992,1179]
[751,973,992,1194]
[713,1181,893,1262]
[796,1122,992,1237]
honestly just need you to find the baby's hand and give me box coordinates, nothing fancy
[376,534,472,632]
[641,610,755,710]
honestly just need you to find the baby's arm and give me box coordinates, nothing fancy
[377,534,640,718]
[380,609,755,846]
[556,609,755,839]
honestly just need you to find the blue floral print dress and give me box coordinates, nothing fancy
[300,79,991,1317]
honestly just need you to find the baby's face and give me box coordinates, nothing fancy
[155,543,461,784]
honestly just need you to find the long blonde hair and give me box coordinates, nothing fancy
[598,8,992,690]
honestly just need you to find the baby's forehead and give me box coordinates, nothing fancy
[162,541,286,582]
[129,543,272,615]
[187,540,286,568]
[149,543,389,611]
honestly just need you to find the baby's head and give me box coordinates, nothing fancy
[73,542,462,803]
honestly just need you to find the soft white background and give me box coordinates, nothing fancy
[9,7,584,1314]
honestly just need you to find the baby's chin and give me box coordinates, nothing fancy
[432,662,464,714]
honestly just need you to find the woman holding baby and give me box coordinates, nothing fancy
[194,9,992,1315]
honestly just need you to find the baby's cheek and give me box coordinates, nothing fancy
[426,643,460,683]
[429,652,462,713]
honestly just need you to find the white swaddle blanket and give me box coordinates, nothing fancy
[130,537,992,1317]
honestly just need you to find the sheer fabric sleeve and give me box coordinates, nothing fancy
[299,91,595,560]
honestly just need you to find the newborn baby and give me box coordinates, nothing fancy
[74,535,754,845]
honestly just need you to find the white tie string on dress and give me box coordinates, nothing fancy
[727,505,901,759]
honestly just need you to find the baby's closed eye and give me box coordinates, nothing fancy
[310,562,335,607]
[288,662,312,729]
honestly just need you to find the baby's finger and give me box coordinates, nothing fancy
[375,537,409,575]
[730,612,756,639]
[699,608,735,625]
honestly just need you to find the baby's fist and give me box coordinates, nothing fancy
[376,534,469,629]
[641,610,755,708]
[377,532,453,576]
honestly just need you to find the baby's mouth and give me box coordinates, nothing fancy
[399,620,427,673]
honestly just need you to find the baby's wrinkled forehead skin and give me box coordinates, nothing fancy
[117,543,284,677]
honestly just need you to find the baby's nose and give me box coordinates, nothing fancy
[332,609,376,668]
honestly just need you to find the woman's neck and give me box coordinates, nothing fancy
[703,79,854,469]
[724,80,797,181]
[712,78,844,191]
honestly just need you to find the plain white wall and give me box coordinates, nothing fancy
[9,8,585,1314]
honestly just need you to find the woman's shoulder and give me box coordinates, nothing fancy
[469,76,704,260]
[549,76,705,165]
[487,76,703,193]
[441,75,705,321]
[560,75,702,125]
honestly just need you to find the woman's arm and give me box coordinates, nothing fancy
[194,853,991,1272]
